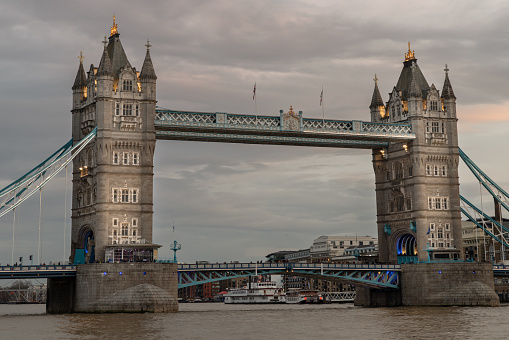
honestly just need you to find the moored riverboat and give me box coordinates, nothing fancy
[224,282,285,304]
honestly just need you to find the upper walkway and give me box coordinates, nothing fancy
[154,109,415,148]
[0,265,76,279]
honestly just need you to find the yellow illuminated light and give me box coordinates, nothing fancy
[110,14,118,36]
[405,41,415,61]
[403,144,408,152]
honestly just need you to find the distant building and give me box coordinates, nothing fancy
[309,235,377,262]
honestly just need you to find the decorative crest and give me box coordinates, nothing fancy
[405,41,415,61]
[288,105,295,115]
[145,39,152,51]
[78,51,84,63]
[110,14,118,36]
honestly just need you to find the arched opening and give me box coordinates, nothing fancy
[396,234,417,264]
[75,226,95,264]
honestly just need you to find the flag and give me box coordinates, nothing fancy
[253,82,256,100]
[426,226,430,234]
[320,87,323,106]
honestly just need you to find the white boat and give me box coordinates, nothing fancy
[224,281,285,304]
[286,289,324,304]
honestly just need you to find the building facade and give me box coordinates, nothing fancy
[371,44,462,264]
[70,19,159,263]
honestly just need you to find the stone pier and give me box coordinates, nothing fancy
[355,263,499,307]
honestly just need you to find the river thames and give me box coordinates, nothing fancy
[1,303,508,339]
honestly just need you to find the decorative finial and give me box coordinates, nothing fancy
[78,51,84,63]
[405,41,415,61]
[444,64,449,74]
[102,36,108,48]
[289,105,295,115]
[145,39,152,51]
[374,74,378,85]
[110,14,118,36]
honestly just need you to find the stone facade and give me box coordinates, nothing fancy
[73,263,178,313]
[370,45,461,263]
[71,21,157,263]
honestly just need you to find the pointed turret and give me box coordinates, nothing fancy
[106,17,132,77]
[441,64,456,118]
[97,38,113,77]
[370,74,385,122]
[441,64,455,100]
[370,74,384,108]
[140,40,157,80]
[73,51,87,90]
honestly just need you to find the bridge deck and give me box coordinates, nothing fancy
[0,265,76,279]
[155,109,415,148]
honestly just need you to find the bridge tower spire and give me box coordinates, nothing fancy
[372,44,461,264]
[70,20,159,264]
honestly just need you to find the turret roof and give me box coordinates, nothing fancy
[441,64,456,99]
[408,64,422,98]
[72,52,87,89]
[395,59,429,100]
[139,41,157,80]
[97,39,113,77]
[370,74,384,108]
[107,33,132,78]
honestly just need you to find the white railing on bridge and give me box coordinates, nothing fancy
[176,262,401,271]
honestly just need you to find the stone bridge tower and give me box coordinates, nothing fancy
[70,18,159,263]
[371,43,461,264]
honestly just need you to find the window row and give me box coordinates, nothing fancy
[112,188,139,203]
[428,197,449,210]
[113,151,139,165]
[425,121,445,133]
[115,102,140,116]
[426,164,447,176]
[389,197,412,213]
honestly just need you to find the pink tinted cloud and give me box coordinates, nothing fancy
[459,102,509,124]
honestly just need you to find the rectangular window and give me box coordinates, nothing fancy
[408,166,413,177]
[113,218,118,227]
[430,223,435,231]
[434,165,439,176]
[445,223,450,231]
[435,198,441,210]
[112,189,119,203]
[432,121,440,133]
[406,198,412,211]
[123,104,133,116]
[135,104,140,116]
[123,152,129,165]
[132,218,138,227]
[428,197,433,210]
[113,151,119,165]
[115,102,120,116]
[426,164,431,176]
[121,223,129,236]
[121,189,129,203]
[426,121,430,133]
[438,229,443,239]
[132,152,139,165]
[123,80,132,91]
[442,198,448,210]
[441,166,447,176]
[132,189,138,203]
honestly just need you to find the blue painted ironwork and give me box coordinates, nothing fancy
[154,108,415,148]
[0,265,76,279]
[0,128,97,219]
[176,262,401,289]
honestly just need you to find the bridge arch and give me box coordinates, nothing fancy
[77,225,95,264]
[394,232,417,264]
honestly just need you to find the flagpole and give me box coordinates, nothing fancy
[254,82,258,125]
[320,86,325,129]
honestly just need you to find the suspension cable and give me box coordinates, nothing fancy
[38,178,44,265]
[63,165,68,263]
[480,182,487,261]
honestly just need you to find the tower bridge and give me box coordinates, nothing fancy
[0,20,504,311]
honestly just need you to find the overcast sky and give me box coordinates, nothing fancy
[0,0,508,264]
